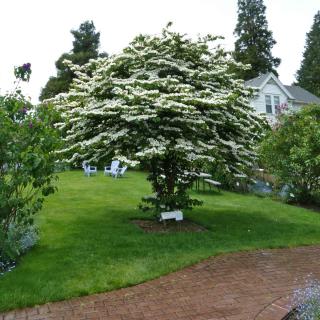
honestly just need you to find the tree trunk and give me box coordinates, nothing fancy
[163,155,176,196]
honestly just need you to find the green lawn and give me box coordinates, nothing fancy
[1,170,320,311]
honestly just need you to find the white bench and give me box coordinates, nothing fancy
[159,210,183,222]
[204,179,221,191]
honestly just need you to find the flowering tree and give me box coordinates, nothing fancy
[0,64,59,263]
[53,25,264,213]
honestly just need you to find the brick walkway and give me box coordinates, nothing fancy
[1,245,320,320]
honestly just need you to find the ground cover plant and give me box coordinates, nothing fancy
[1,170,320,311]
[291,278,320,319]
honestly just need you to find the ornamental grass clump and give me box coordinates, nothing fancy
[0,224,38,275]
[51,23,265,214]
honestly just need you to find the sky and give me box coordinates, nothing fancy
[0,0,318,103]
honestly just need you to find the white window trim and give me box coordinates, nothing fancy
[265,94,272,114]
[265,94,281,114]
[273,95,280,114]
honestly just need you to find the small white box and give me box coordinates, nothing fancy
[160,210,183,222]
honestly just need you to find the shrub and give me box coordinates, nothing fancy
[0,63,60,265]
[259,105,320,204]
[206,162,254,193]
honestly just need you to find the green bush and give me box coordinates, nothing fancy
[259,105,320,204]
[0,64,60,267]
[202,162,254,193]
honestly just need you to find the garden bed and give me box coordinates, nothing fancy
[132,219,207,233]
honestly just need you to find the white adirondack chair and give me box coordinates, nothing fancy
[112,166,127,178]
[82,162,97,177]
[104,160,120,176]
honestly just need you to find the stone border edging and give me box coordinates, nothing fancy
[255,295,294,320]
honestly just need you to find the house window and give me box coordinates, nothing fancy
[274,96,280,114]
[265,95,272,114]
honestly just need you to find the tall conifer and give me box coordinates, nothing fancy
[234,0,280,80]
[296,11,320,97]
[40,21,107,101]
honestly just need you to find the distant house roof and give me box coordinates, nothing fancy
[245,72,320,104]
[244,72,294,99]
[244,73,270,88]
[284,85,320,104]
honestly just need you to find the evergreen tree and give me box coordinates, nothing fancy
[296,11,320,97]
[39,21,107,101]
[233,0,280,80]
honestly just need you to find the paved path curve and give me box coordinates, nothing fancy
[1,246,320,320]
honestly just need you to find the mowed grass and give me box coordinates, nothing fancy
[1,170,320,311]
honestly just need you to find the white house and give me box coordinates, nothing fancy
[245,72,320,120]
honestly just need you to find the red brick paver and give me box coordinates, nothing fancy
[1,246,320,320]
[255,296,293,320]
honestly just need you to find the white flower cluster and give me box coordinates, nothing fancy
[51,26,264,173]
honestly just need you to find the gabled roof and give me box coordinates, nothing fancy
[244,73,270,88]
[244,72,295,100]
[284,85,320,104]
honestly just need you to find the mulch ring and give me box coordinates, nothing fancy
[132,219,207,233]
